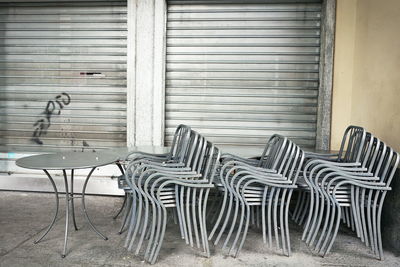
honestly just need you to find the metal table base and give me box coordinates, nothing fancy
[36,167,107,258]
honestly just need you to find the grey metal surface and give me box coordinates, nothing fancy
[219,144,337,159]
[0,0,127,152]
[116,125,192,235]
[209,134,304,257]
[110,146,171,160]
[16,151,118,170]
[122,127,221,263]
[165,1,322,149]
[15,149,122,257]
[294,126,400,260]
[293,125,366,231]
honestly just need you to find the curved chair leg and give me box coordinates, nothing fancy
[144,190,159,260]
[192,188,201,249]
[214,188,234,245]
[70,169,78,231]
[316,193,335,255]
[306,189,321,245]
[360,189,369,247]
[128,189,144,251]
[279,190,288,256]
[284,190,294,256]
[208,188,228,241]
[230,182,248,257]
[366,191,375,255]
[302,186,315,241]
[62,170,70,258]
[198,189,207,254]
[82,167,108,240]
[267,187,275,248]
[315,193,332,252]
[353,187,363,241]
[185,188,194,247]
[179,187,189,244]
[222,189,240,251]
[175,184,185,239]
[236,201,250,258]
[310,191,326,247]
[323,202,342,256]
[201,189,211,257]
[150,205,168,264]
[123,194,135,246]
[371,191,380,258]
[319,198,340,256]
[376,192,386,260]
[261,187,268,243]
[147,194,165,263]
[273,188,281,250]
[135,189,151,255]
[34,169,60,244]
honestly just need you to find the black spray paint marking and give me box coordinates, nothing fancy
[31,93,71,145]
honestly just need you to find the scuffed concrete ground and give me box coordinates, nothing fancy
[0,191,399,267]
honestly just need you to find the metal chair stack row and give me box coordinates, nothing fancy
[116,124,398,263]
[115,124,191,234]
[121,125,220,264]
[295,126,399,259]
[209,134,304,257]
[292,126,366,229]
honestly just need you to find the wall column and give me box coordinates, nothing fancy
[127,0,167,146]
[316,0,336,150]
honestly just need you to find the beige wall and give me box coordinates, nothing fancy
[331,0,400,152]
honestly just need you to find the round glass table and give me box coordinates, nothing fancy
[16,151,119,258]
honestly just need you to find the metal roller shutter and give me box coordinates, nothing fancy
[165,0,321,149]
[0,0,127,152]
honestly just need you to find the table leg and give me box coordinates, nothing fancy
[70,169,79,231]
[113,193,127,220]
[118,194,132,234]
[62,170,69,258]
[82,167,108,240]
[34,169,59,244]
[113,162,127,219]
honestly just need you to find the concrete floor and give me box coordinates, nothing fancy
[0,191,399,267]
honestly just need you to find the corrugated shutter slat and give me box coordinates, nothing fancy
[165,1,321,148]
[0,1,127,152]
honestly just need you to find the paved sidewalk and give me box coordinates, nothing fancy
[0,191,399,267]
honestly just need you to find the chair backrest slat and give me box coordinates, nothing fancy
[169,124,192,163]
[257,134,304,184]
[338,125,366,163]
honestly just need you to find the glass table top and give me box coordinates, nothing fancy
[16,151,119,170]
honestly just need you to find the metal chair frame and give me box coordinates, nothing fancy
[302,132,399,260]
[115,124,191,233]
[292,126,367,233]
[123,130,221,264]
[209,135,304,257]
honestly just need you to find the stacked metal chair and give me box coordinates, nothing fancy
[292,126,366,230]
[115,124,192,234]
[209,134,305,257]
[300,130,399,259]
[123,129,221,264]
